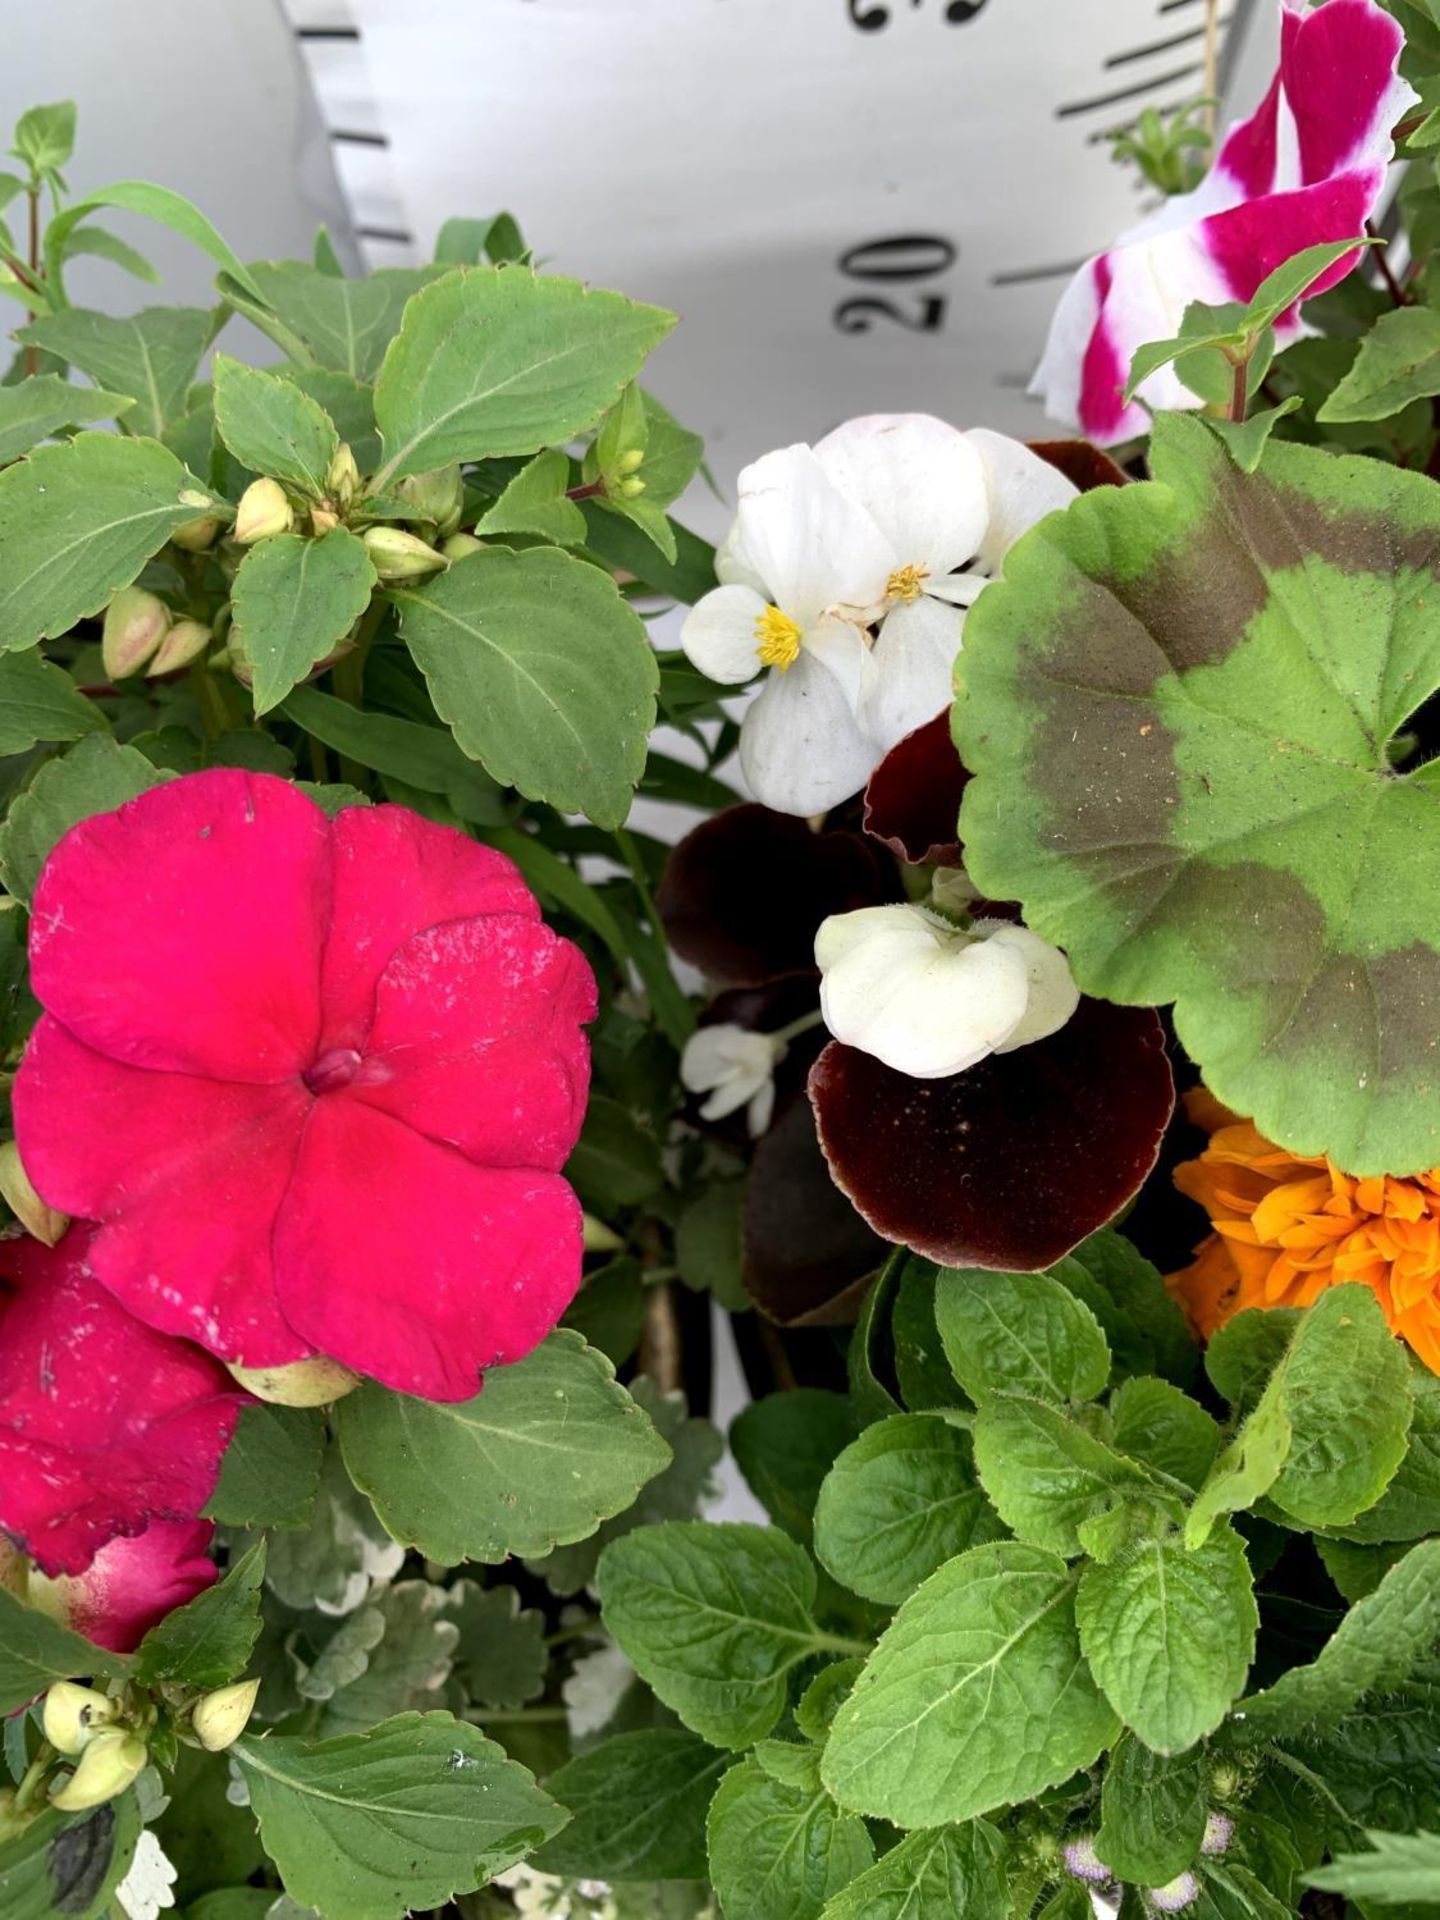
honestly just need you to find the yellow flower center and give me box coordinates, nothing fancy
[754,604,803,671]
[886,563,930,603]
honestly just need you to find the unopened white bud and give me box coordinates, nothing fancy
[42,1682,116,1757]
[50,1728,146,1811]
[102,587,169,679]
[234,478,294,545]
[0,1139,67,1246]
[145,618,212,678]
[192,1678,260,1752]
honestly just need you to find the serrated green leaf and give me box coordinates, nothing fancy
[12,103,75,174]
[233,1711,564,1919]
[580,498,718,605]
[817,1820,1009,1920]
[1319,305,1440,423]
[1065,1229,1197,1387]
[1230,1538,1440,1739]
[1333,1364,1440,1544]
[0,431,217,655]
[0,651,103,753]
[534,1728,730,1881]
[0,374,134,464]
[393,543,659,827]
[281,684,505,826]
[1305,1828,1440,1903]
[1110,1376,1222,1491]
[475,447,586,543]
[274,366,379,471]
[212,355,339,494]
[133,1541,265,1690]
[597,1521,847,1749]
[706,1752,873,1920]
[19,307,217,438]
[820,1542,1119,1827]
[1205,1309,1300,1413]
[813,1412,1004,1605]
[315,1582,457,1737]
[731,1389,858,1547]
[217,260,448,380]
[1076,1527,1257,1752]
[370,267,674,487]
[447,1582,547,1710]
[935,1266,1110,1405]
[0,1585,128,1714]
[203,1403,325,1532]
[263,1445,401,1616]
[1097,1733,1209,1885]
[1203,397,1304,474]
[954,413,1440,1174]
[972,1392,1163,1556]
[335,1329,671,1566]
[229,526,376,715]
[0,733,165,902]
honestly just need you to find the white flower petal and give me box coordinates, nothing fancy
[813,413,989,578]
[739,647,878,816]
[966,429,1079,574]
[115,1832,177,1920]
[680,583,768,685]
[818,906,1031,1078]
[926,572,990,608]
[815,902,936,973]
[680,1024,774,1100]
[715,520,768,594]
[986,924,1081,1052]
[736,444,895,625]
[804,614,876,714]
[746,1078,776,1137]
[857,596,962,755]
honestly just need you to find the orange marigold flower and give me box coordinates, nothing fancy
[1166,1089,1440,1373]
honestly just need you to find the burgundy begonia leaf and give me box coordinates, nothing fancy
[656,802,900,986]
[808,999,1174,1271]
[743,1093,886,1325]
[862,713,969,869]
[0,1230,247,1577]
[1029,439,1132,494]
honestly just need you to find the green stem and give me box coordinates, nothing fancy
[13,1744,54,1817]
[471,1706,571,1726]
[543,1620,602,1651]
[1228,354,1249,425]
[771,1007,825,1049]
[189,662,232,741]
[810,1632,874,1660]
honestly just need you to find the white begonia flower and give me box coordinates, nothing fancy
[115,1831,178,1920]
[815,904,1079,1079]
[680,1023,785,1136]
[681,415,1076,816]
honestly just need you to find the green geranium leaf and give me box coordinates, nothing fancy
[475,447,586,544]
[370,267,674,487]
[393,543,659,828]
[821,1542,1119,1827]
[19,307,217,438]
[706,1752,874,1920]
[335,1329,670,1566]
[817,1820,1009,1920]
[1096,1734,1209,1886]
[955,414,1440,1175]
[0,432,218,655]
[0,734,166,904]
[229,526,376,716]
[203,1403,326,1532]
[1076,1526,1257,1752]
[0,1796,140,1920]
[232,1711,563,1920]
[217,261,449,379]
[935,1266,1110,1405]
[0,1584,129,1715]
[1305,1828,1440,1904]
[731,1389,858,1547]
[597,1520,850,1749]
[972,1392,1163,1556]
[0,374,135,464]
[1319,304,1440,423]
[212,354,339,495]
[134,1541,266,1690]
[534,1728,731,1882]
[1228,1537,1440,1740]
[0,651,104,754]
[813,1412,1004,1605]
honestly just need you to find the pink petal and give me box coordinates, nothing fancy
[319,805,539,1052]
[0,1232,246,1576]
[41,1520,218,1654]
[29,769,328,1082]
[351,913,596,1170]
[274,1098,584,1400]
[14,1017,312,1366]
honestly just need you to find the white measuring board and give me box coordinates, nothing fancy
[289,0,1262,521]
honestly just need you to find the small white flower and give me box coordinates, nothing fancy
[494,1864,618,1920]
[1201,1812,1234,1855]
[1062,1835,1110,1885]
[1149,1871,1201,1913]
[681,414,1076,816]
[115,1831,177,1920]
[816,904,1078,1079]
[680,1024,785,1135]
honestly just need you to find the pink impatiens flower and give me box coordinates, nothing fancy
[0,1229,245,1576]
[2,1521,221,1654]
[14,771,598,1402]
[1033,0,1413,445]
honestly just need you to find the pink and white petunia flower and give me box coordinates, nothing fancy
[1032,0,1413,446]
[681,415,1074,815]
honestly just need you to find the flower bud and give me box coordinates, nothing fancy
[441,531,483,561]
[616,475,647,499]
[362,525,448,583]
[0,1139,68,1246]
[234,477,294,545]
[326,443,360,508]
[582,1213,624,1254]
[310,506,341,535]
[616,447,646,476]
[191,1677,260,1752]
[102,587,170,680]
[50,1728,147,1811]
[225,1354,358,1407]
[395,464,465,538]
[170,493,224,552]
[42,1682,116,1757]
[145,619,212,678]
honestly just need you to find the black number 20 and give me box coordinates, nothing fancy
[833,234,957,336]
